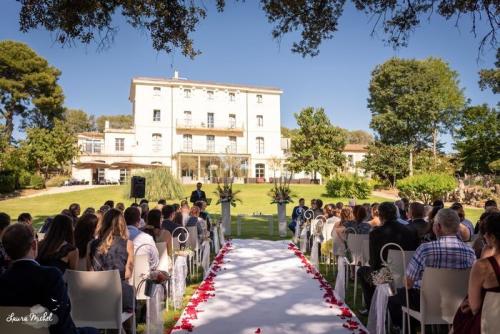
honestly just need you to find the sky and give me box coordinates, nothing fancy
[0,1,498,148]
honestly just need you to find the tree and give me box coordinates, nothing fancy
[368,57,465,174]
[63,109,95,133]
[479,48,500,94]
[360,142,409,187]
[453,105,500,174]
[287,107,346,180]
[95,115,133,131]
[21,120,78,178]
[16,1,498,58]
[397,173,457,204]
[346,130,373,144]
[281,126,298,138]
[0,40,65,144]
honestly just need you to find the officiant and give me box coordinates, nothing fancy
[190,182,207,204]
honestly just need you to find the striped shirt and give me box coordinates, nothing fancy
[406,235,476,289]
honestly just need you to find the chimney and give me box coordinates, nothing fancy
[105,120,110,130]
[173,70,179,79]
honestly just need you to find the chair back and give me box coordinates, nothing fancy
[132,254,150,300]
[362,239,370,265]
[386,249,415,289]
[346,234,369,264]
[186,226,199,250]
[322,222,335,242]
[481,292,500,334]
[0,307,50,333]
[156,242,167,257]
[64,269,124,329]
[420,268,470,324]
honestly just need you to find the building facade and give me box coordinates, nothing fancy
[73,73,285,184]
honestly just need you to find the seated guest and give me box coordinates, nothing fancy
[195,200,212,231]
[0,212,11,274]
[324,204,340,225]
[0,223,77,334]
[88,209,134,313]
[17,212,33,225]
[124,206,159,270]
[344,205,372,234]
[289,198,308,233]
[357,202,420,312]
[148,209,171,243]
[368,203,380,227]
[406,202,430,241]
[140,202,149,224]
[485,199,498,212]
[451,202,474,242]
[68,203,80,225]
[37,214,79,273]
[139,199,149,205]
[162,205,178,233]
[186,206,204,240]
[313,199,324,218]
[74,213,98,270]
[158,199,167,206]
[452,212,500,334]
[388,208,476,332]
[104,200,115,208]
[336,202,344,210]
[362,203,372,221]
[335,207,355,242]
[116,202,125,212]
[83,207,96,215]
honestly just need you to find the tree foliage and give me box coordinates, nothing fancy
[397,173,457,204]
[453,104,500,174]
[15,0,499,58]
[287,107,346,179]
[63,109,96,133]
[21,120,79,178]
[360,142,409,187]
[346,129,373,144]
[0,40,65,144]
[95,114,133,131]
[134,167,184,201]
[479,48,500,94]
[325,174,372,199]
[369,57,464,152]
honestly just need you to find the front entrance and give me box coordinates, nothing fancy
[92,168,105,185]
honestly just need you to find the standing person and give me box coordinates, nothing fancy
[0,223,77,334]
[37,214,79,274]
[190,182,207,203]
[357,202,420,313]
[74,213,98,270]
[0,212,11,274]
[388,209,476,332]
[289,198,308,233]
[88,209,134,314]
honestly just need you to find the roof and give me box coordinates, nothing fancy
[344,144,368,152]
[131,77,283,93]
[77,132,104,139]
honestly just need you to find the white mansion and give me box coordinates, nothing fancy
[72,73,367,184]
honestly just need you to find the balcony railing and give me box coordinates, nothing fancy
[176,119,244,135]
[178,145,247,155]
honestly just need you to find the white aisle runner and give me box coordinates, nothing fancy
[172,239,367,334]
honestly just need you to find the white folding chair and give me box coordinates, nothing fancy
[169,227,189,310]
[155,242,167,258]
[64,269,133,333]
[0,307,50,333]
[346,233,369,306]
[186,226,200,277]
[402,268,470,334]
[481,292,500,334]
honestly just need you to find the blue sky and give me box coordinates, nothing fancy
[0,1,498,145]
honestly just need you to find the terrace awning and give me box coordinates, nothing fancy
[109,161,159,169]
[74,160,110,169]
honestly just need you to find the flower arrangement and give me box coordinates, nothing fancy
[268,174,295,204]
[214,177,241,207]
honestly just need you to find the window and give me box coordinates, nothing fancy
[97,168,105,184]
[184,89,191,98]
[83,140,102,153]
[115,138,124,152]
[151,161,162,166]
[152,133,162,152]
[207,113,214,128]
[119,169,129,183]
[93,141,102,153]
[256,137,264,154]
[229,92,235,102]
[207,90,214,100]
[184,111,192,126]
[255,163,265,178]
[183,134,192,152]
[228,136,237,153]
[257,115,263,127]
[153,109,161,122]
[153,87,161,96]
[229,114,236,128]
[207,135,215,152]
[347,155,354,167]
[257,94,263,103]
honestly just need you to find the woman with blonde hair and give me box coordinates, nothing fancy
[87,208,134,313]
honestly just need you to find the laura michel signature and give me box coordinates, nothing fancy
[6,311,54,323]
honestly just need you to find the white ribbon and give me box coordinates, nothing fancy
[367,283,393,334]
[334,256,346,300]
[213,226,220,254]
[299,226,308,253]
[172,255,188,309]
[201,239,211,277]
[149,284,165,334]
[310,236,320,268]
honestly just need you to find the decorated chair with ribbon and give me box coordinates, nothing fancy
[346,232,369,307]
[169,226,190,310]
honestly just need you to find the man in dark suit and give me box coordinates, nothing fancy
[190,182,207,204]
[406,202,430,241]
[0,223,77,334]
[356,202,420,313]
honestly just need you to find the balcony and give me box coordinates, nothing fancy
[177,145,248,155]
[176,119,245,136]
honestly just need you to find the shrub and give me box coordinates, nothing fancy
[29,174,45,189]
[397,173,456,204]
[0,172,16,193]
[130,167,184,201]
[45,175,69,187]
[18,170,32,188]
[325,174,372,199]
